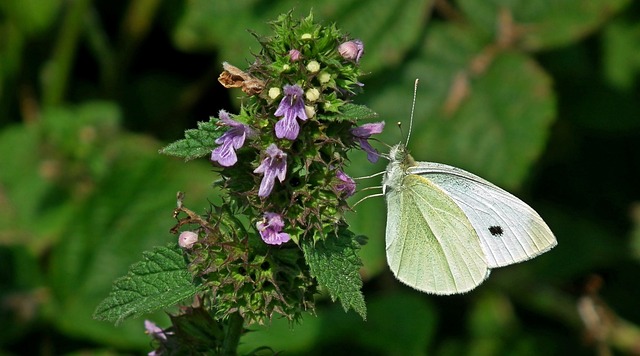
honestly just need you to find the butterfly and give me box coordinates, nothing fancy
[381,80,557,294]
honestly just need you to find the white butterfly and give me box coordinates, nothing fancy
[381,80,557,294]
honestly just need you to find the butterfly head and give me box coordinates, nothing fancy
[388,143,416,167]
[383,143,417,194]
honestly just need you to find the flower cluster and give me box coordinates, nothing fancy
[167,12,384,328]
[203,14,384,248]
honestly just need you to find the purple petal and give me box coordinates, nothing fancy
[254,144,287,197]
[265,143,283,157]
[275,164,287,183]
[211,141,238,166]
[145,320,168,341]
[228,127,247,149]
[274,84,308,141]
[336,170,356,197]
[264,212,284,228]
[282,84,304,97]
[256,212,291,245]
[351,121,385,138]
[358,138,380,163]
[215,126,246,148]
[218,110,238,126]
[275,116,300,140]
[272,232,291,245]
[258,169,276,197]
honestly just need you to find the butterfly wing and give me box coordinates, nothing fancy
[385,174,490,294]
[408,162,557,268]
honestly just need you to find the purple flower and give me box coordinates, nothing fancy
[253,144,287,197]
[338,40,364,63]
[274,84,308,140]
[335,170,356,197]
[256,212,291,245]
[211,110,254,167]
[350,121,385,163]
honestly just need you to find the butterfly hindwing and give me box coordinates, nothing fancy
[385,174,490,294]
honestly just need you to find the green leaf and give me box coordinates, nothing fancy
[159,119,220,160]
[341,103,379,121]
[317,103,379,123]
[457,0,629,51]
[301,231,366,319]
[93,244,199,324]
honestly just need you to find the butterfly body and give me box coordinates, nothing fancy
[383,143,557,294]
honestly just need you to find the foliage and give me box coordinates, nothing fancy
[2,0,640,355]
[93,244,200,324]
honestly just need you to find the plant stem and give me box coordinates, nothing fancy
[221,312,244,356]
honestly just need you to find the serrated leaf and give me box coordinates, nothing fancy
[93,245,199,324]
[340,103,379,121]
[301,234,366,319]
[317,103,378,123]
[160,120,220,161]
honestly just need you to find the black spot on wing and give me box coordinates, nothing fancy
[488,225,503,236]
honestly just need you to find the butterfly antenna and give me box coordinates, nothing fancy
[405,78,419,146]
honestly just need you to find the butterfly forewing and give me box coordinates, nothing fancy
[408,162,557,268]
[385,174,490,294]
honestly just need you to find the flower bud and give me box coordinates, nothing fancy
[268,87,281,100]
[178,231,198,249]
[301,33,312,40]
[288,49,302,61]
[338,39,364,62]
[304,105,316,119]
[306,60,320,73]
[305,88,320,102]
[318,71,331,84]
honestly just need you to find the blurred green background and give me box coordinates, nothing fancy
[2,0,640,355]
